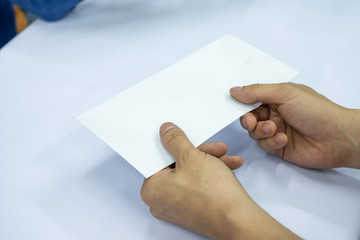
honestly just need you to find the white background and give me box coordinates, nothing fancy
[0,0,359,239]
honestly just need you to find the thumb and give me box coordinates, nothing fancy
[230,83,294,105]
[160,122,195,164]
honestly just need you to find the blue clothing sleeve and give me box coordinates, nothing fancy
[9,0,83,21]
[0,0,16,48]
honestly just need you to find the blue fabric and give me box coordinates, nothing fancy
[10,0,82,21]
[0,0,16,48]
[0,0,82,48]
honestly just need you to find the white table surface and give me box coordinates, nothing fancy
[0,0,359,239]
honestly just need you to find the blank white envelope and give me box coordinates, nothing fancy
[76,35,298,178]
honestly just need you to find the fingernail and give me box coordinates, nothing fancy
[240,116,247,129]
[262,123,271,135]
[275,135,284,144]
[230,86,242,93]
[160,122,177,134]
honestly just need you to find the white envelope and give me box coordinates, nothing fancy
[76,35,298,178]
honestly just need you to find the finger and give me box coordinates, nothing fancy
[240,105,270,131]
[219,155,243,170]
[248,120,277,140]
[240,113,257,131]
[230,83,297,105]
[197,142,244,170]
[160,122,195,164]
[197,142,228,157]
[249,105,270,121]
[257,132,288,154]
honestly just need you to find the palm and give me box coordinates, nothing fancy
[269,105,339,168]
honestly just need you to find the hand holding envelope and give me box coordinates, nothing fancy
[141,122,300,240]
[141,81,360,239]
[76,35,298,177]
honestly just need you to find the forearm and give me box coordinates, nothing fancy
[10,0,82,21]
[338,108,360,169]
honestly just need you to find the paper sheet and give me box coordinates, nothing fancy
[76,35,298,177]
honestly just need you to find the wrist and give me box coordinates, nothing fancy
[221,198,300,240]
[337,108,360,169]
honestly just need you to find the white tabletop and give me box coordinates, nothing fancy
[0,0,359,239]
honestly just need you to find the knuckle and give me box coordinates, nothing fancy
[253,83,261,90]
[150,208,165,220]
[278,82,292,93]
[265,136,284,150]
[140,184,150,204]
[248,131,257,140]
[149,208,158,218]
[280,82,302,93]
[258,141,275,154]
[277,82,300,102]
[140,181,157,206]
[239,84,261,102]
[266,137,277,148]
[164,128,185,146]
[249,83,261,91]
[246,83,261,94]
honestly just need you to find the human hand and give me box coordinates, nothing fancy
[197,141,244,170]
[141,122,299,239]
[230,83,360,169]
